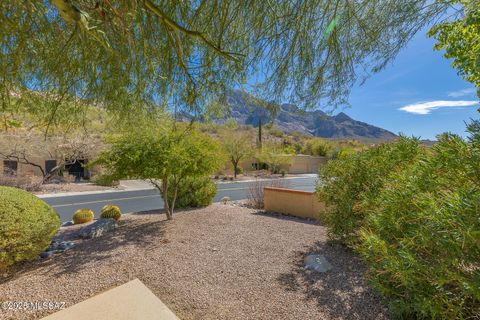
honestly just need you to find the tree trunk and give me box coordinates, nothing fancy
[233,159,239,179]
[257,118,262,149]
[161,178,173,220]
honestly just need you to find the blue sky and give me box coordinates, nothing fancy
[343,27,479,140]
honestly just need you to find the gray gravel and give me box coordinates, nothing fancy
[0,204,389,319]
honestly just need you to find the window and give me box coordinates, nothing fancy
[3,160,18,175]
[45,160,57,174]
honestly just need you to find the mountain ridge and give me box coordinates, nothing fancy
[222,90,397,141]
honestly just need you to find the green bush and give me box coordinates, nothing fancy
[358,131,480,319]
[169,176,217,209]
[92,174,119,187]
[72,208,94,224]
[316,136,424,246]
[100,204,122,220]
[0,186,60,270]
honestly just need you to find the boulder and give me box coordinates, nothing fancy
[78,218,117,239]
[304,254,333,273]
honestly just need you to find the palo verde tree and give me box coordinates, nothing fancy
[94,125,221,220]
[0,1,452,126]
[220,129,254,178]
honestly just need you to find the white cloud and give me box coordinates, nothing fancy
[399,100,479,115]
[447,88,476,97]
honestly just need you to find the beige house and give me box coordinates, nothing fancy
[1,155,93,181]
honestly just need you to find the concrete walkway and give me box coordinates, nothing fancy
[42,279,179,320]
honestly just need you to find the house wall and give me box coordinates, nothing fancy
[263,187,325,220]
[288,155,328,174]
[221,155,328,175]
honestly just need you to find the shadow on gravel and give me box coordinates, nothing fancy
[277,241,390,320]
[39,217,168,277]
[252,210,319,225]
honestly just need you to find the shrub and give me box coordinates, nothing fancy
[92,174,119,187]
[316,136,424,246]
[72,208,94,224]
[247,179,287,208]
[169,176,217,209]
[358,132,480,319]
[100,204,121,220]
[0,186,60,270]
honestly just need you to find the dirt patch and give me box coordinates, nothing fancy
[0,204,389,319]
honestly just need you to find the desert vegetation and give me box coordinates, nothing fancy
[316,121,480,318]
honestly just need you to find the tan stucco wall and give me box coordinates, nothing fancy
[264,187,324,220]
[221,155,328,175]
[288,155,328,174]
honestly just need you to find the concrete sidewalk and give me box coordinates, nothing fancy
[42,279,179,320]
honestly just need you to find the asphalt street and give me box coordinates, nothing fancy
[42,176,318,222]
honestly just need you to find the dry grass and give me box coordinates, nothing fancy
[0,204,388,320]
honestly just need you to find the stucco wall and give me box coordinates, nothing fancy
[264,187,324,220]
[288,155,328,174]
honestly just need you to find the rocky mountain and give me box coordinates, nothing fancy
[222,90,397,141]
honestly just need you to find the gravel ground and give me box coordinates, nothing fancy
[34,182,122,195]
[0,204,389,320]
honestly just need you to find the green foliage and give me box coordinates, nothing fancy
[256,145,293,174]
[302,138,332,156]
[429,1,480,96]
[92,174,119,187]
[95,124,222,219]
[220,130,252,178]
[358,131,480,319]
[0,186,60,270]
[1,0,452,127]
[73,208,94,224]
[316,122,480,318]
[169,176,217,209]
[316,137,424,246]
[100,204,121,221]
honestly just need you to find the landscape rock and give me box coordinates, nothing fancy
[78,218,117,239]
[304,254,333,273]
[40,240,76,258]
[61,221,74,227]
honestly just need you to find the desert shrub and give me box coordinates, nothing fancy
[92,174,119,187]
[100,204,121,220]
[235,166,243,175]
[72,208,94,224]
[316,136,424,246]
[0,186,60,270]
[247,179,287,208]
[0,174,43,191]
[358,131,480,319]
[169,176,217,209]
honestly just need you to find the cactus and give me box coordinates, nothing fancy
[72,208,94,224]
[100,204,121,220]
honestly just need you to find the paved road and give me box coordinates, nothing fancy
[43,176,318,222]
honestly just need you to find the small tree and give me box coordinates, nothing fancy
[256,145,292,174]
[95,128,221,220]
[221,130,253,178]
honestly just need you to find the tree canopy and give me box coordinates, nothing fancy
[0,0,451,125]
[429,0,480,98]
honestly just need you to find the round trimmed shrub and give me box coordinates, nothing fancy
[72,208,94,224]
[100,204,121,220]
[169,176,217,209]
[0,186,60,271]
